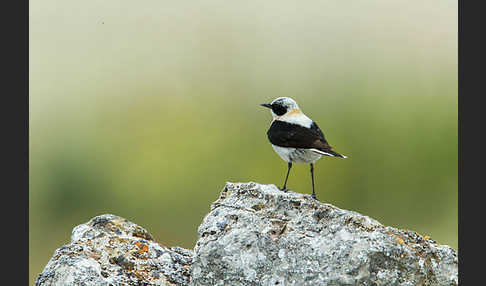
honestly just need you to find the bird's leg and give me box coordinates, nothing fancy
[281,162,292,192]
[310,163,318,200]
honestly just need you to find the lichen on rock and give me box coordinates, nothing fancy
[36,182,458,286]
[35,214,192,286]
[190,182,458,286]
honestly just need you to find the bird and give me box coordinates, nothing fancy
[261,97,347,200]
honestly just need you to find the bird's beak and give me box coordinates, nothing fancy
[260,103,272,109]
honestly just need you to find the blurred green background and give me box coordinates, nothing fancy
[29,0,457,284]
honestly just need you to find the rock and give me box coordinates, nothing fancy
[36,182,458,286]
[190,182,458,286]
[35,214,192,286]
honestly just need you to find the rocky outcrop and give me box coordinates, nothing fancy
[36,182,458,286]
[35,214,192,286]
[191,182,458,286]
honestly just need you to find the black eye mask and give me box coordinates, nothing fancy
[272,104,287,116]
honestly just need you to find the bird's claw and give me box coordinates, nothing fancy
[311,193,319,201]
[280,187,290,193]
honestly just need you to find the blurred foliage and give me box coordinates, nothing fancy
[30,0,457,284]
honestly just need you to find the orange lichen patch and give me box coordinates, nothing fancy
[134,240,149,253]
[397,236,405,245]
[138,244,149,254]
[424,235,431,240]
[393,233,426,257]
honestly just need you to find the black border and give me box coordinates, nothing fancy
[458,0,482,284]
[3,0,29,283]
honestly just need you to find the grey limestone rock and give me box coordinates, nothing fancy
[35,214,192,286]
[190,182,458,286]
[36,182,458,286]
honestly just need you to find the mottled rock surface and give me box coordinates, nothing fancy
[191,182,458,286]
[36,182,458,286]
[35,214,192,286]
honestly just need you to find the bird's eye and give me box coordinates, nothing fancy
[272,104,287,116]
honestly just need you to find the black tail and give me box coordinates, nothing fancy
[312,149,348,158]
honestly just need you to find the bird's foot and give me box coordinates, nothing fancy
[311,193,319,201]
[280,187,290,193]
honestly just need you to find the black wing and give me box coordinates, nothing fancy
[266,120,333,152]
[310,121,327,142]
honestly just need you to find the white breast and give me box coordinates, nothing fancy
[272,145,323,164]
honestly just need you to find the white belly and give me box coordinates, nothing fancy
[271,145,322,164]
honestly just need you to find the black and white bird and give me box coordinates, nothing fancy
[261,97,347,200]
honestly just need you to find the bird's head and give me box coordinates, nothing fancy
[261,97,300,118]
